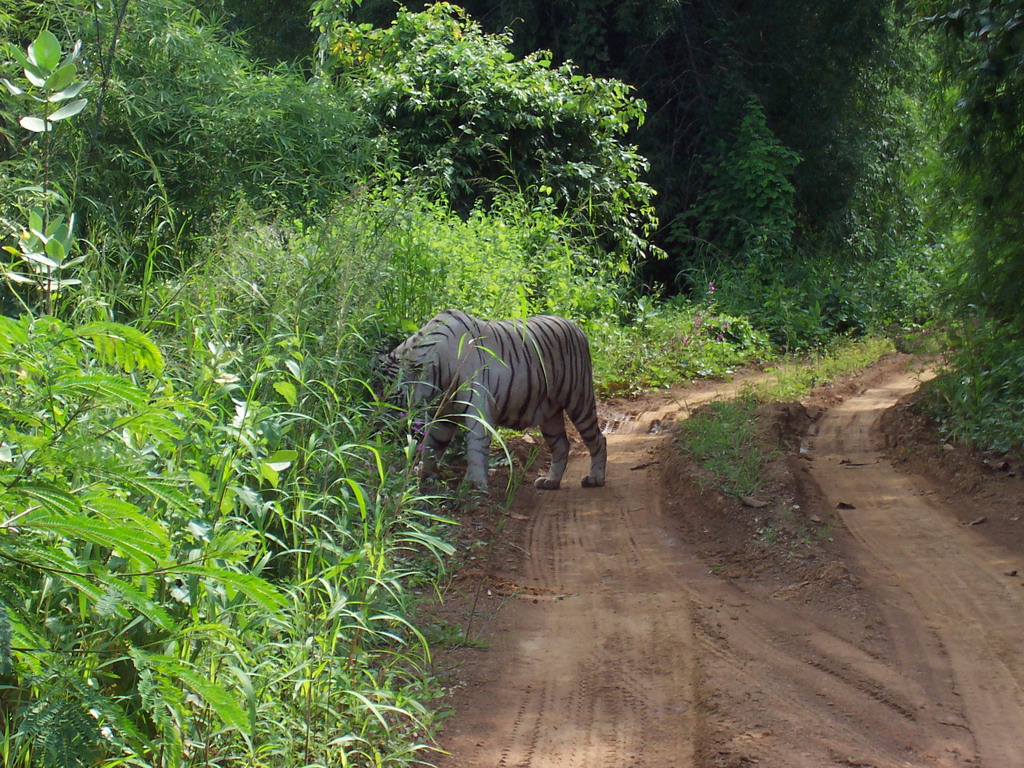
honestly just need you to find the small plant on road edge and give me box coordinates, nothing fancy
[676,395,776,499]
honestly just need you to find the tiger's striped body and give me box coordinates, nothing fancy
[381,309,607,491]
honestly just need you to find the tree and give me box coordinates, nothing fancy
[444,0,924,294]
[925,0,1024,326]
[315,1,659,269]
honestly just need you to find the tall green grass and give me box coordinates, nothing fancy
[0,208,459,767]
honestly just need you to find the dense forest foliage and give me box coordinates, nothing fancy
[0,0,1021,766]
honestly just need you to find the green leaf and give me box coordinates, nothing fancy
[45,213,68,239]
[45,236,65,264]
[49,98,87,122]
[82,493,167,547]
[49,80,86,102]
[94,575,178,630]
[17,248,58,271]
[47,277,82,292]
[29,516,169,569]
[44,62,76,92]
[23,68,47,88]
[74,322,165,375]
[20,547,107,601]
[58,373,149,409]
[0,270,33,285]
[226,665,257,733]
[28,209,43,235]
[16,484,82,516]
[259,450,298,488]
[0,315,30,348]
[258,462,279,488]
[177,668,249,731]
[86,470,192,514]
[273,380,297,406]
[19,116,50,133]
[135,653,248,731]
[28,30,61,71]
[8,45,46,86]
[263,449,297,472]
[188,471,211,496]
[1,78,24,96]
[126,475,192,513]
[177,565,287,612]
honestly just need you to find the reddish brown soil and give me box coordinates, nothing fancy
[424,356,1024,768]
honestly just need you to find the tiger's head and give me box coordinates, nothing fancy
[376,332,442,407]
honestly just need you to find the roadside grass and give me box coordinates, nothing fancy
[746,335,896,402]
[677,335,896,499]
[676,395,776,498]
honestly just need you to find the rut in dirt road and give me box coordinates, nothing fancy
[432,386,742,768]
[806,371,1024,768]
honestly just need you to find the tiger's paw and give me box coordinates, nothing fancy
[581,475,605,488]
[534,477,561,490]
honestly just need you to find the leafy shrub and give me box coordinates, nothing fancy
[924,2,1024,327]
[589,289,771,395]
[1,25,449,757]
[182,186,635,359]
[670,95,800,265]
[923,318,1024,454]
[0,314,286,766]
[702,247,942,351]
[0,252,453,768]
[1,0,380,284]
[316,1,659,266]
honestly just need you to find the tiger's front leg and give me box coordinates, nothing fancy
[535,413,570,490]
[457,386,492,491]
[419,418,456,485]
[463,414,491,491]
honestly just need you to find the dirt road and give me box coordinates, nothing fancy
[433,364,1024,767]
[806,372,1024,767]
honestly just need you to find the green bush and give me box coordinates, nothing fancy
[0,243,453,768]
[1,27,449,763]
[589,291,771,395]
[1,0,380,287]
[702,247,942,352]
[670,95,800,266]
[0,314,287,767]
[316,1,659,266]
[924,318,1024,454]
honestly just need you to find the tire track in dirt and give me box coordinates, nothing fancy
[434,387,735,768]
[806,371,1024,768]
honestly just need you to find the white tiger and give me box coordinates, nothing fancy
[380,309,607,491]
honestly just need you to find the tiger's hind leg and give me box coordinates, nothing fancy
[535,413,570,490]
[580,432,607,487]
[570,402,607,488]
